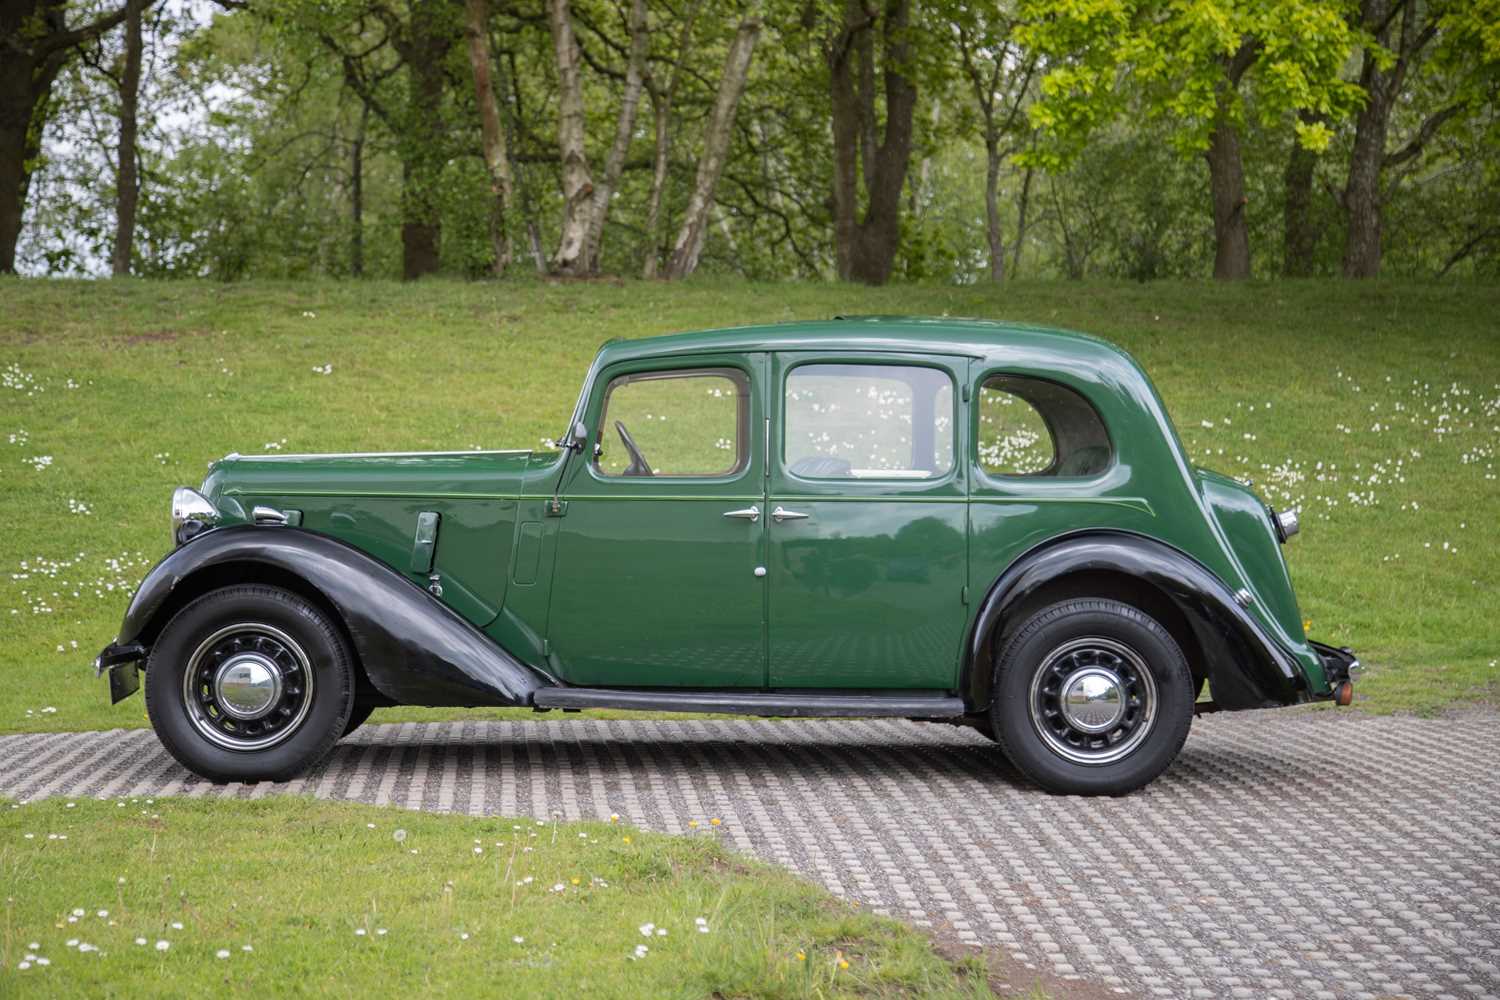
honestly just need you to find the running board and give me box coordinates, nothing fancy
[531,688,966,719]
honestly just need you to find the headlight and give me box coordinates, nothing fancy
[171,487,220,546]
[1272,507,1299,543]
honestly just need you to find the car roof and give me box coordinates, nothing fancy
[596,316,1131,366]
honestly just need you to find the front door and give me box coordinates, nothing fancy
[767,354,969,689]
[546,353,767,687]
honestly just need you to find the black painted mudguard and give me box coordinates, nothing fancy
[105,526,552,708]
[965,531,1307,712]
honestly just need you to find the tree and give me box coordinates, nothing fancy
[954,6,1036,282]
[110,0,145,275]
[1018,0,1364,279]
[827,0,919,284]
[665,9,762,278]
[1342,0,1500,277]
[547,0,593,274]
[463,0,515,274]
[0,0,137,273]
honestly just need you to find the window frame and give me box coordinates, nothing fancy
[591,364,752,481]
[780,358,959,484]
[970,370,1115,485]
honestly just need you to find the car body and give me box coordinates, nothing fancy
[96,316,1358,794]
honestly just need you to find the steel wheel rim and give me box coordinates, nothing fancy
[181,623,314,751]
[1028,636,1157,766]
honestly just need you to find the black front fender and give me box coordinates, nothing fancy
[114,526,552,707]
[964,531,1306,712]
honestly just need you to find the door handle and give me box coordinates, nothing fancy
[722,506,760,523]
[772,506,809,523]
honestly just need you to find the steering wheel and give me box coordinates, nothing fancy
[614,420,653,477]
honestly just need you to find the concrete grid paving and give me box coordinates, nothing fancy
[2,710,1497,999]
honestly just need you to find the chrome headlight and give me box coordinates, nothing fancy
[1272,507,1299,543]
[171,487,220,546]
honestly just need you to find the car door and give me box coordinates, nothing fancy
[766,353,969,689]
[545,352,768,687]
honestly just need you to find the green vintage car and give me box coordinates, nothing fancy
[96,317,1357,795]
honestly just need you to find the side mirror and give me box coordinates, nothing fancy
[569,420,588,453]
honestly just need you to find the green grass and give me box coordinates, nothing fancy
[0,796,1016,997]
[0,276,1496,732]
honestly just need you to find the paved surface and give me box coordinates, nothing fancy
[2,712,1498,999]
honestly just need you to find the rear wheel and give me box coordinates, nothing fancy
[990,599,1193,795]
[145,585,354,782]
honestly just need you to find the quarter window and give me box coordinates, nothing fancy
[784,363,954,479]
[596,368,748,477]
[977,375,1112,477]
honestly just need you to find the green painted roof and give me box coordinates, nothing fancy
[596,316,1127,365]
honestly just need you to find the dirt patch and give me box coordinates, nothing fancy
[928,926,1130,1000]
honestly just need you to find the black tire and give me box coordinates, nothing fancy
[144,585,354,782]
[341,702,375,738]
[989,599,1193,795]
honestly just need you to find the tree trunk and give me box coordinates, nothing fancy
[1342,0,1396,280]
[583,0,649,274]
[0,0,133,273]
[1011,163,1034,279]
[1204,119,1251,280]
[464,0,513,275]
[640,0,702,279]
[665,14,761,279]
[548,0,594,275]
[982,135,1004,282]
[398,7,449,280]
[827,0,917,285]
[350,103,367,277]
[1281,113,1321,277]
[110,0,143,277]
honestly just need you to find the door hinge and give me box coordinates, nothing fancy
[960,585,969,606]
[962,382,971,403]
[546,498,568,517]
[410,511,440,573]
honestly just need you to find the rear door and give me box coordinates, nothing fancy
[765,353,969,689]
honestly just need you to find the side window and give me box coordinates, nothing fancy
[596,368,748,478]
[784,363,954,479]
[977,375,1111,478]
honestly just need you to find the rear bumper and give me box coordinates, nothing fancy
[1310,640,1359,704]
[94,641,146,704]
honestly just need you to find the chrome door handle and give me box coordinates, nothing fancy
[722,507,760,523]
[772,506,809,523]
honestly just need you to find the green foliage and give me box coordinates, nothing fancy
[1016,0,1367,163]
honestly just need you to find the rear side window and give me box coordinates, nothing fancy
[977,375,1111,477]
[785,363,954,479]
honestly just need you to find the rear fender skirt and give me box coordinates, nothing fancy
[115,526,551,707]
[964,531,1305,712]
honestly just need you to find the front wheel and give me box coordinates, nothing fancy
[145,585,355,782]
[990,599,1193,795]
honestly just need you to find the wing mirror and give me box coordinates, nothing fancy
[569,419,588,453]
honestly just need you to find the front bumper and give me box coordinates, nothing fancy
[94,641,146,704]
[1310,640,1360,704]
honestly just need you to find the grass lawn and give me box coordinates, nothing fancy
[0,796,1020,997]
[0,276,1496,732]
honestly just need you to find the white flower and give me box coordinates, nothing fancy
[376,929,387,936]
[170,921,183,930]
[216,949,230,959]
[155,940,170,951]
[512,936,524,944]
[355,928,366,936]
[393,828,407,843]
[135,937,147,946]
[638,923,655,937]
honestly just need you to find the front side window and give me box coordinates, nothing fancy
[977,375,1112,477]
[784,363,954,479]
[596,368,748,477]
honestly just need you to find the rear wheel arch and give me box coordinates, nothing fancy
[963,536,1215,712]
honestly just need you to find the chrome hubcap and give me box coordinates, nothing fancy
[182,623,314,751]
[1029,637,1157,766]
[1059,667,1126,733]
[213,654,282,719]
